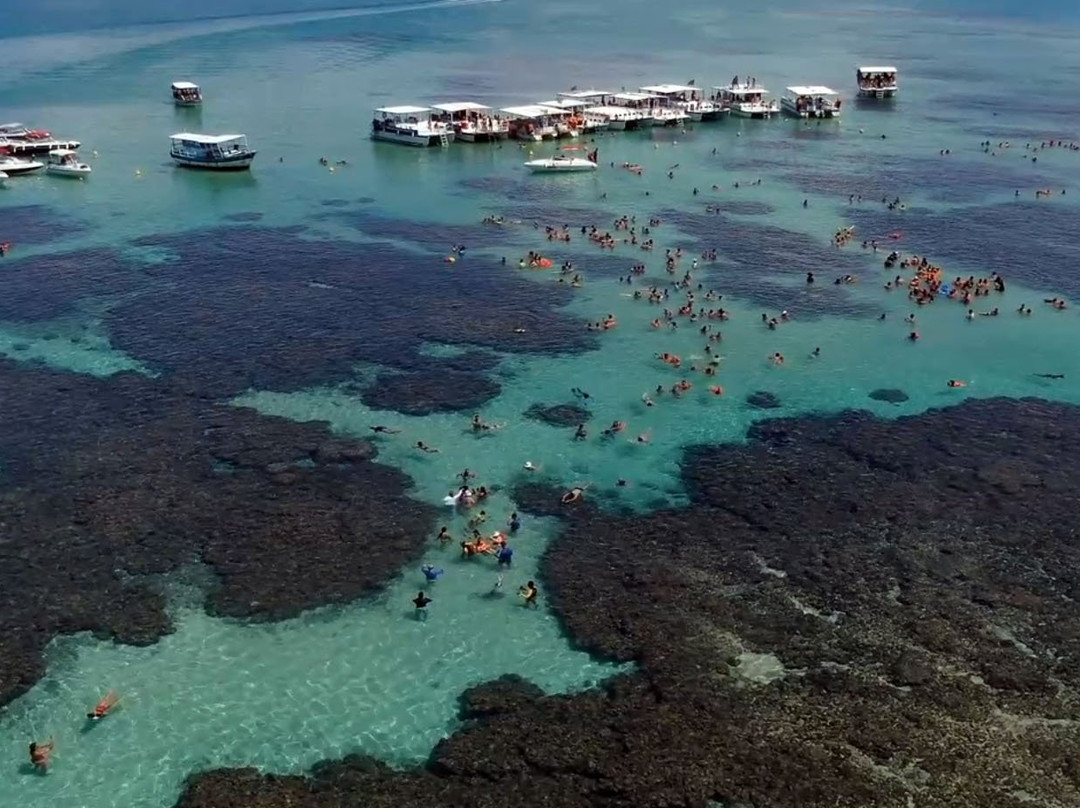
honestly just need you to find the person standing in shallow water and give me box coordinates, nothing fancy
[520,580,539,608]
[413,591,431,620]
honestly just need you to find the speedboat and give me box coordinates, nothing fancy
[46,149,91,177]
[169,133,256,169]
[0,155,45,175]
[525,149,598,173]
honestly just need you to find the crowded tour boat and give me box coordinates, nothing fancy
[556,91,633,131]
[171,81,203,106]
[371,106,453,147]
[501,105,574,141]
[714,79,779,118]
[524,147,599,174]
[537,99,609,133]
[169,133,257,170]
[430,102,508,142]
[609,93,663,128]
[45,148,92,178]
[856,66,898,98]
[639,84,721,122]
[781,86,843,118]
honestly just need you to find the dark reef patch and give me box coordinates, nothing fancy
[360,370,501,416]
[222,212,263,223]
[177,398,1080,808]
[745,390,781,409]
[705,199,774,216]
[0,204,88,246]
[0,359,437,708]
[0,226,597,406]
[523,402,591,427]
[869,387,909,404]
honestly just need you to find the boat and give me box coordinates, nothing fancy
[609,93,661,128]
[171,81,203,107]
[538,99,609,133]
[430,102,507,142]
[556,91,627,130]
[169,133,256,170]
[714,82,779,118]
[46,149,91,178]
[639,84,721,122]
[0,154,45,175]
[371,106,452,147]
[501,105,569,141]
[857,66,898,98]
[781,86,843,118]
[0,123,81,156]
[525,149,598,173]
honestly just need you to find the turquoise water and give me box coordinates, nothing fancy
[2,1,1080,806]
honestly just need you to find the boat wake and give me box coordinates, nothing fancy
[0,0,505,85]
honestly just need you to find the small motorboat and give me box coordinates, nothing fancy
[525,148,598,174]
[0,155,45,175]
[46,149,91,178]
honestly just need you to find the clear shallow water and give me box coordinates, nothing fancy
[2,1,1080,806]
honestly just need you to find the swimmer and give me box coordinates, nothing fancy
[570,387,593,401]
[86,690,121,721]
[1036,373,1065,379]
[436,526,452,544]
[641,393,655,407]
[770,352,785,365]
[369,425,401,434]
[561,485,587,504]
[573,423,588,441]
[29,738,54,771]
[421,564,444,583]
[616,478,629,487]
[947,379,967,388]
[416,441,439,453]
[809,347,821,359]
[634,430,652,444]
[519,580,539,608]
[523,460,537,472]
[709,385,724,396]
[412,591,432,620]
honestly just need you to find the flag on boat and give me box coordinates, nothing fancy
[687,79,696,86]
[587,149,598,164]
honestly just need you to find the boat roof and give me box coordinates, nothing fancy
[539,98,586,109]
[375,105,430,115]
[787,85,838,96]
[716,86,770,95]
[0,122,26,130]
[559,90,614,99]
[170,132,246,144]
[171,81,199,89]
[612,92,658,101]
[858,66,897,73]
[48,148,78,156]
[501,104,567,118]
[430,102,489,113]
[639,84,697,94]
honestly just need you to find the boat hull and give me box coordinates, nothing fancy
[0,160,44,175]
[857,88,897,99]
[170,150,257,170]
[526,164,597,174]
[47,165,91,178]
[781,99,841,118]
[174,100,202,108]
[730,106,776,119]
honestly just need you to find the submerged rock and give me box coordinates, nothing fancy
[523,403,591,427]
[745,390,782,409]
[869,387,909,404]
[361,370,501,416]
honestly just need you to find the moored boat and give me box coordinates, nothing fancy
[857,66,898,98]
[171,81,203,106]
[0,154,45,175]
[639,84,720,122]
[781,86,843,118]
[714,81,779,119]
[46,148,91,178]
[169,133,256,170]
[501,105,568,141]
[431,102,508,142]
[0,123,81,156]
[525,149,598,173]
[371,106,452,147]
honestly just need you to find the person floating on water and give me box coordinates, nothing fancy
[369,425,401,434]
[416,441,439,453]
[1036,373,1065,379]
[947,379,968,388]
[520,580,539,608]
[421,564,444,583]
[29,738,54,771]
[87,690,121,721]
[412,591,432,620]
[562,485,587,504]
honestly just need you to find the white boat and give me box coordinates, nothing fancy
[501,105,569,141]
[171,81,202,107]
[0,155,45,175]
[0,123,80,156]
[525,149,598,173]
[857,66,898,98]
[781,86,843,118]
[714,82,779,119]
[609,93,661,129]
[371,106,452,147]
[555,91,625,130]
[639,84,721,122]
[46,149,91,177]
[169,133,256,170]
[430,102,508,142]
[538,99,609,133]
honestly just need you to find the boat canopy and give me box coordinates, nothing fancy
[171,81,199,90]
[612,92,658,102]
[48,149,77,157]
[786,85,838,96]
[375,105,430,115]
[538,99,586,109]
[716,86,770,95]
[857,66,897,74]
[431,102,489,113]
[170,132,246,144]
[558,90,614,100]
[501,104,568,118]
[639,84,697,95]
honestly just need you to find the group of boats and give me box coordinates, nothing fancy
[370,66,898,155]
[0,123,91,185]
[168,80,257,170]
